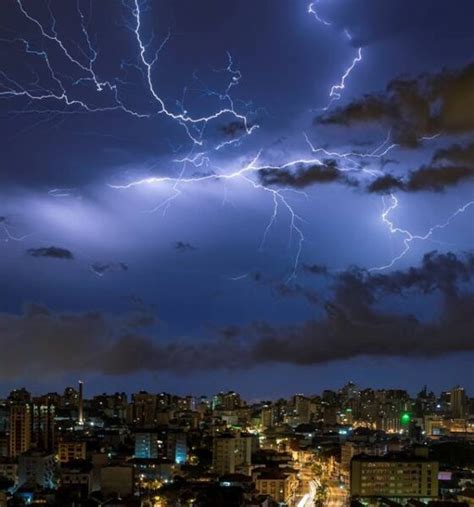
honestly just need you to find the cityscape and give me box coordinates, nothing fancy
[1,0,474,505]
[0,382,473,506]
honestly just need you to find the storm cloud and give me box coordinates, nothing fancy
[368,143,474,193]
[258,161,355,188]
[0,252,472,378]
[317,62,474,147]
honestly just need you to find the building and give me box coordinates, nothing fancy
[129,392,158,427]
[134,431,162,459]
[60,461,93,495]
[78,381,84,425]
[341,441,388,473]
[292,395,311,425]
[9,404,31,458]
[254,468,298,505]
[260,406,274,429]
[58,441,87,463]
[451,386,467,419]
[213,433,252,476]
[166,430,187,464]
[18,452,57,489]
[350,454,439,504]
[213,391,242,411]
[31,402,55,452]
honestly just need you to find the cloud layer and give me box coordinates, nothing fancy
[1,252,472,379]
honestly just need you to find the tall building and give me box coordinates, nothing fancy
[350,454,438,503]
[134,431,162,459]
[129,392,157,427]
[450,386,466,419]
[213,391,242,411]
[260,406,274,429]
[9,404,31,458]
[78,381,84,425]
[8,389,31,404]
[292,395,311,424]
[166,430,188,465]
[31,402,55,452]
[212,432,251,475]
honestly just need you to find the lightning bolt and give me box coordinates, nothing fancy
[0,217,32,242]
[308,2,363,108]
[371,194,474,271]
[1,2,472,283]
[305,131,474,272]
[110,152,316,279]
[3,0,256,146]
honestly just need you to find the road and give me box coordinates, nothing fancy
[296,479,317,507]
[325,483,348,506]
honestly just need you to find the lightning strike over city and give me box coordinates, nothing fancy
[0,0,474,466]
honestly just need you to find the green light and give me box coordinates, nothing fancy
[401,413,411,425]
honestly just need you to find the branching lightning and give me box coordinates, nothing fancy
[2,0,256,145]
[370,195,474,271]
[1,1,472,282]
[110,152,320,280]
[0,217,32,242]
[308,2,363,109]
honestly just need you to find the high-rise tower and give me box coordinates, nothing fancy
[78,380,84,425]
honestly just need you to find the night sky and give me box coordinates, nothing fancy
[0,0,473,398]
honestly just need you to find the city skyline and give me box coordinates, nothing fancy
[0,379,472,505]
[0,382,470,403]
[0,0,473,397]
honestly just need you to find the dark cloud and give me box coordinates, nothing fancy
[174,241,197,252]
[406,166,474,192]
[432,143,474,165]
[0,252,472,379]
[250,251,474,364]
[90,262,128,276]
[258,161,356,189]
[26,246,74,260]
[0,304,245,379]
[368,143,474,193]
[367,174,404,193]
[317,63,474,147]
